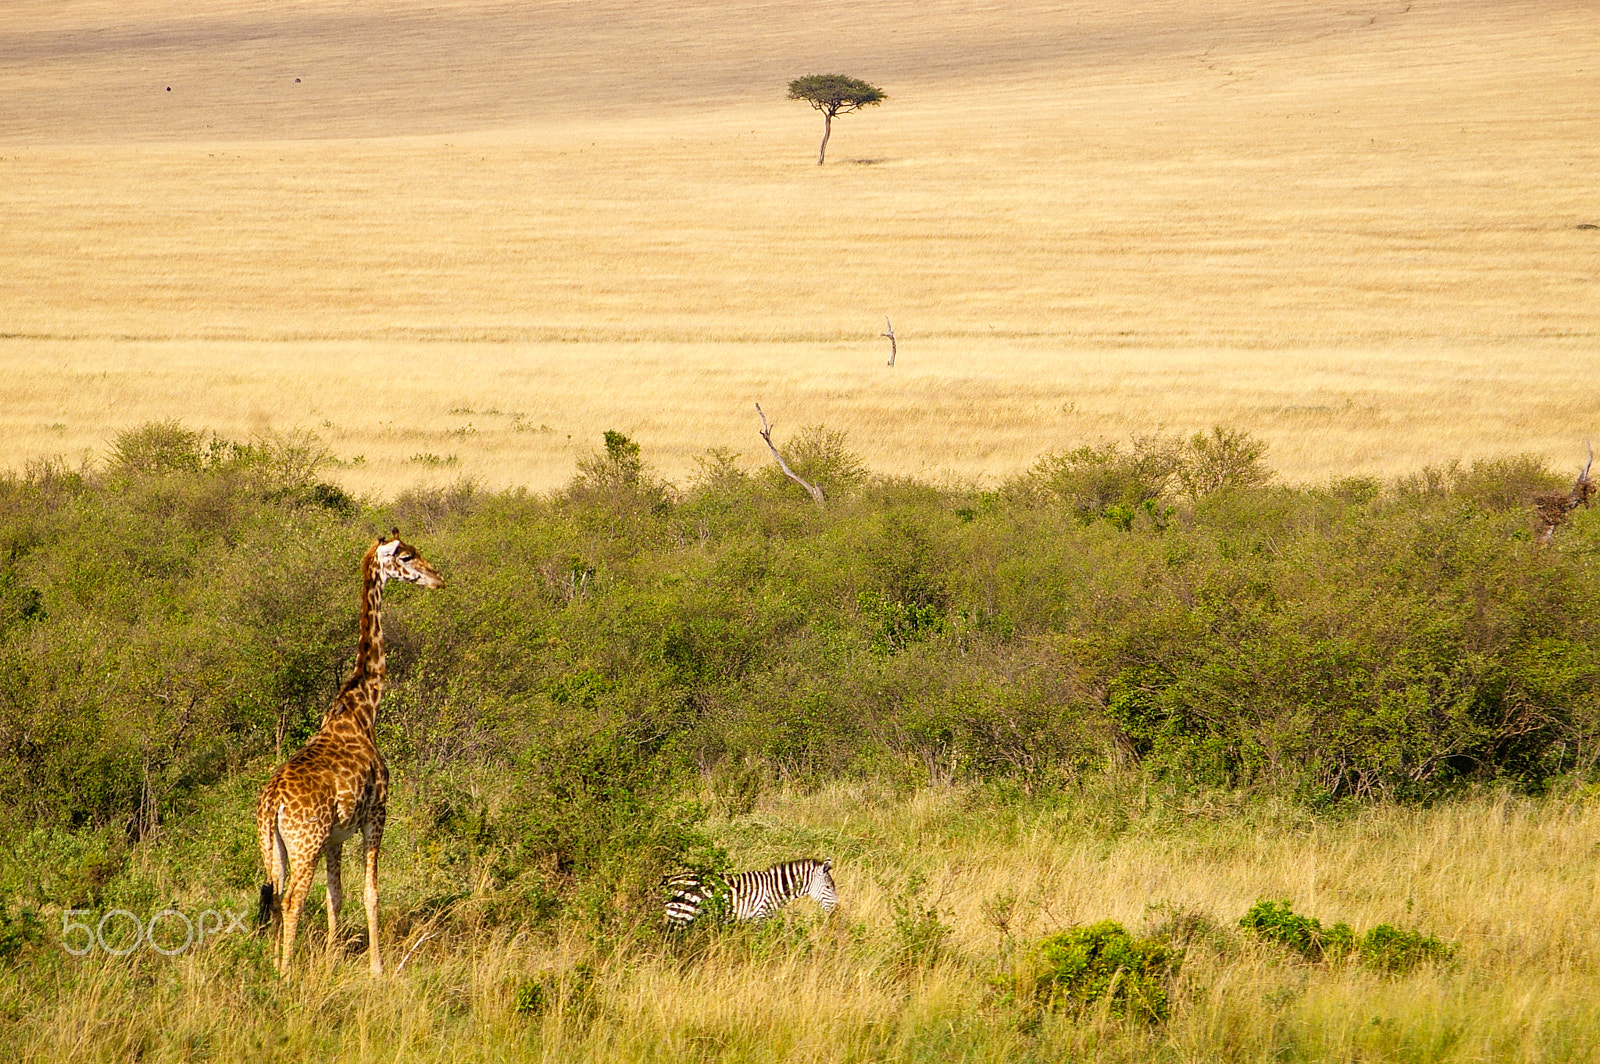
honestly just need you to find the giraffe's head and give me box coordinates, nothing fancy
[371,529,445,589]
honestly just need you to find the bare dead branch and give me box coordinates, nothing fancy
[755,403,826,505]
[1534,441,1594,544]
[394,929,438,975]
[882,317,897,367]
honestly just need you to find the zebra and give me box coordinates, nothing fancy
[663,858,837,927]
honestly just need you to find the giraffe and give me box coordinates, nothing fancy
[255,530,444,976]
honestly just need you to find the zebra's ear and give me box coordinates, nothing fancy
[822,859,832,872]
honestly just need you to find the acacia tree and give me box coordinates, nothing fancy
[787,74,886,165]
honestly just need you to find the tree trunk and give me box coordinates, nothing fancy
[817,111,832,165]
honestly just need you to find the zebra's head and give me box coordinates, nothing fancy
[808,858,838,913]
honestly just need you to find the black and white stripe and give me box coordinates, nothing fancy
[664,858,838,927]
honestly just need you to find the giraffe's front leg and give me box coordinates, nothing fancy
[363,816,384,975]
[324,840,345,951]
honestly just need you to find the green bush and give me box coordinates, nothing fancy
[1176,425,1274,498]
[0,897,43,965]
[778,424,866,498]
[495,689,724,929]
[2,421,1599,900]
[1239,899,1355,963]
[887,874,952,968]
[514,962,596,1018]
[1359,922,1457,973]
[1026,921,1180,1022]
[1241,900,1455,973]
[1010,436,1181,524]
[857,590,944,654]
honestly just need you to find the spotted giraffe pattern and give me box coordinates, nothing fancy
[256,531,443,977]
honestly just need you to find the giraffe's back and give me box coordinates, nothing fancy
[262,731,386,836]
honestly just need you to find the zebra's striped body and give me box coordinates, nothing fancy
[664,858,837,928]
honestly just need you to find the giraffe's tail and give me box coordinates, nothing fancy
[256,805,287,933]
[257,882,276,931]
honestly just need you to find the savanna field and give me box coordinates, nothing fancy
[3,1,1600,1060]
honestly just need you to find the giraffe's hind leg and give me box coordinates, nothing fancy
[277,835,323,977]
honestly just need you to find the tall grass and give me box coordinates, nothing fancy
[6,783,1600,1062]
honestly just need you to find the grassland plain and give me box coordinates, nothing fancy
[5,2,1600,1060]
[2,0,1598,493]
[7,783,1600,1062]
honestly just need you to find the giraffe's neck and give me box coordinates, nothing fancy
[335,549,386,734]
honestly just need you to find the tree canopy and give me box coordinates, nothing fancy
[787,74,886,164]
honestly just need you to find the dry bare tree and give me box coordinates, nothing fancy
[1534,444,1594,544]
[755,403,825,504]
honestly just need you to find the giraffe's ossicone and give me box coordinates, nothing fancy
[255,530,444,977]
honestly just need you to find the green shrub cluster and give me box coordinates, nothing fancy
[1024,921,1180,1023]
[514,962,596,1018]
[1357,921,1458,973]
[1240,899,1455,973]
[0,896,43,965]
[1238,899,1356,963]
[887,874,953,968]
[1,422,1598,919]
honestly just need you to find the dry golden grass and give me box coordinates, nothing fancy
[5,8,1599,1058]
[2,0,1598,496]
[12,784,1600,1062]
